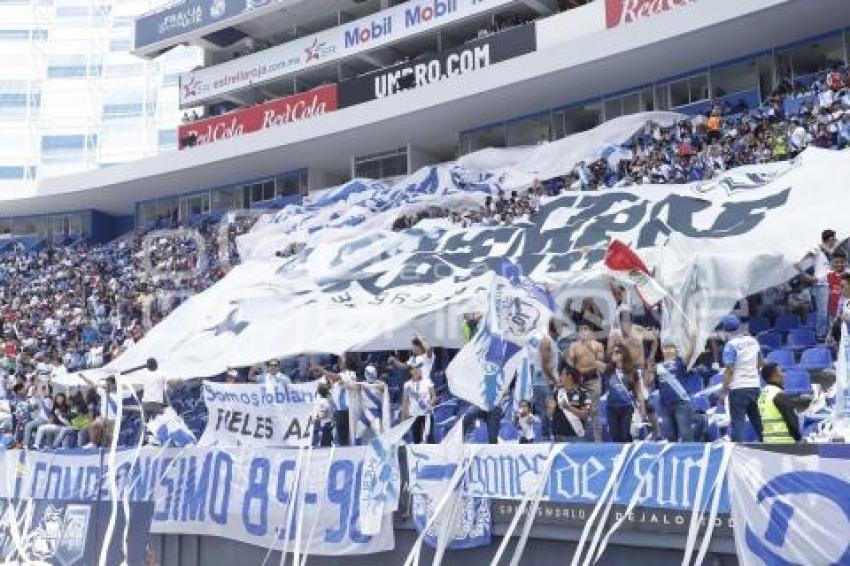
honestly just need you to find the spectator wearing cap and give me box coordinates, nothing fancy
[718,314,764,442]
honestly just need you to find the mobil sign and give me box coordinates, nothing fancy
[178,84,337,149]
[605,0,698,29]
[343,0,459,49]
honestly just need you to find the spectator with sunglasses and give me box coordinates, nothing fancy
[249,358,291,391]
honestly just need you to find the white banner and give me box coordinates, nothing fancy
[179,0,516,106]
[150,446,395,556]
[108,114,850,380]
[199,381,317,447]
[357,419,412,536]
[729,445,850,565]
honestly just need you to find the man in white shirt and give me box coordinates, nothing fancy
[140,358,175,422]
[797,229,838,340]
[311,355,359,446]
[718,315,765,442]
[389,336,434,383]
[402,362,435,444]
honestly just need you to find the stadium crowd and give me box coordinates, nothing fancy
[557,66,850,191]
[0,217,254,448]
[1,68,850,450]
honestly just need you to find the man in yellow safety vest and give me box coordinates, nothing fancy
[758,363,801,444]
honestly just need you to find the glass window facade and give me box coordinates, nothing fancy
[0,1,202,191]
[353,148,408,179]
[41,134,95,153]
[135,170,309,227]
[0,166,36,179]
[0,211,92,241]
[458,29,850,156]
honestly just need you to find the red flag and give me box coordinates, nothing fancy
[604,240,666,307]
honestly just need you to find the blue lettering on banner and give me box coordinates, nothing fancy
[744,471,850,564]
[182,453,213,522]
[464,444,730,512]
[404,0,458,28]
[344,16,393,49]
[147,447,390,555]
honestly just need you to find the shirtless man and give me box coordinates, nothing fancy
[567,322,605,441]
[607,310,661,438]
[607,311,658,368]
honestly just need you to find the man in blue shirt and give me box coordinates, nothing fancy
[718,315,764,442]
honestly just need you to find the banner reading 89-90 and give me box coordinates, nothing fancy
[149,446,394,556]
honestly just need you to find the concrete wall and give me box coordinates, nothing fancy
[150,523,739,566]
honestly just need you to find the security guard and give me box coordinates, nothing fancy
[758,363,802,444]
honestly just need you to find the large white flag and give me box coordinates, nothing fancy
[446,259,554,411]
[729,445,850,565]
[358,418,414,535]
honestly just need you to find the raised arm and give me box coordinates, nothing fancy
[540,338,557,386]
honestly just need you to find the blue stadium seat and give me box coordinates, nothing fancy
[786,328,815,351]
[798,347,833,371]
[758,331,783,352]
[783,368,812,395]
[766,348,796,369]
[748,316,770,336]
[775,313,801,332]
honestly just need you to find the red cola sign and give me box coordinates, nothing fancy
[605,0,697,29]
[178,84,337,149]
